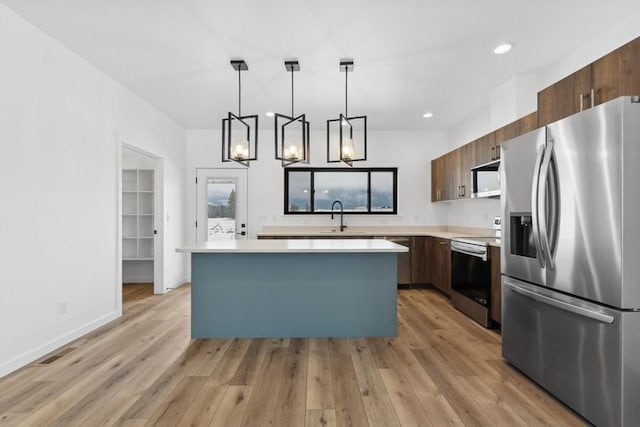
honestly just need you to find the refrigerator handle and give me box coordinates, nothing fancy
[504,278,615,324]
[531,144,546,268]
[538,140,555,269]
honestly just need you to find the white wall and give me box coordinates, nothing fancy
[0,4,187,377]
[122,147,155,169]
[186,129,451,242]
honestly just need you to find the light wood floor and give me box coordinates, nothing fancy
[0,283,586,426]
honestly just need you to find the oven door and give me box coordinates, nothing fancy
[451,247,491,327]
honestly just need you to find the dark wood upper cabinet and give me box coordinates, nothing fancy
[537,64,593,126]
[538,36,640,126]
[593,37,640,105]
[455,143,476,199]
[474,133,495,167]
[431,155,446,202]
[515,111,538,135]
[431,37,640,204]
[432,149,467,202]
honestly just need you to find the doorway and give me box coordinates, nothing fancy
[119,145,165,315]
[196,168,248,242]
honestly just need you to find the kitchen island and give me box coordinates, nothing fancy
[176,239,407,338]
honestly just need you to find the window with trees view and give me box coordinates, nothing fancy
[284,168,397,214]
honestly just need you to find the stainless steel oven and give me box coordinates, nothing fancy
[450,237,497,327]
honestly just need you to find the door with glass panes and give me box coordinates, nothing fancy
[196,168,248,242]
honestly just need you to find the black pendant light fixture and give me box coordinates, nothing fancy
[222,59,258,167]
[327,59,367,166]
[274,60,310,166]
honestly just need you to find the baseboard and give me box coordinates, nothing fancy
[122,279,154,284]
[0,311,119,379]
[167,277,189,290]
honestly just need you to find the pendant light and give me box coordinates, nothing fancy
[327,59,367,166]
[274,60,310,167]
[222,59,258,167]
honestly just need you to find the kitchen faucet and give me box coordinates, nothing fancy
[331,200,346,232]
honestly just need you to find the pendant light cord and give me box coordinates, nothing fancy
[238,68,242,116]
[344,67,348,117]
[291,68,295,117]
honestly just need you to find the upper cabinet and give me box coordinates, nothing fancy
[475,133,497,166]
[538,37,640,126]
[592,37,640,105]
[454,143,476,199]
[431,36,639,203]
[431,144,475,202]
[537,65,592,126]
[431,155,446,202]
[516,111,538,135]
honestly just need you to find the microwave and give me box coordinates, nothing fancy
[471,160,500,198]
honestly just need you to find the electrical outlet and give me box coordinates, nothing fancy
[58,300,67,315]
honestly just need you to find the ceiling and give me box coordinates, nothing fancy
[3,0,640,131]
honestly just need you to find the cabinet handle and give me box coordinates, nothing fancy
[461,185,465,196]
[491,146,495,160]
[591,88,595,108]
[579,93,584,112]
[496,146,500,159]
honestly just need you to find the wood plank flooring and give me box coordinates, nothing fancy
[0,283,586,426]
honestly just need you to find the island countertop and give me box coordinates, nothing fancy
[176,239,408,254]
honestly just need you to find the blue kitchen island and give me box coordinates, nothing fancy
[176,239,407,338]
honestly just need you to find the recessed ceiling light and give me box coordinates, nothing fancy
[265,111,275,117]
[494,43,513,55]
[423,112,434,118]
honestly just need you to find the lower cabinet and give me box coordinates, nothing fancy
[490,246,501,324]
[410,237,428,284]
[425,237,451,296]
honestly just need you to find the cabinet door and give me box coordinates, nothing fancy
[515,111,538,136]
[458,143,476,198]
[424,237,434,284]
[490,246,501,323]
[446,149,460,200]
[593,37,640,105]
[493,121,517,146]
[431,156,445,202]
[411,237,427,284]
[435,238,451,296]
[475,133,496,166]
[537,65,592,126]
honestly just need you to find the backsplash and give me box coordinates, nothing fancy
[446,198,501,229]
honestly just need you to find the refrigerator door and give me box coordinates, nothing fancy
[545,97,640,307]
[500,128,546,287]
[502,276,640,427]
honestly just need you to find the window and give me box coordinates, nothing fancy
[284,168,397,214]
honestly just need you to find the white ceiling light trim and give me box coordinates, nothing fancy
[493,43,513,55]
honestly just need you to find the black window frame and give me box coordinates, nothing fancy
[284,167,398,215]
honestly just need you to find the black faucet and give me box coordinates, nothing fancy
[331,200,346,232]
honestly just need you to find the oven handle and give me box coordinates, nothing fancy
[451,246,487,261]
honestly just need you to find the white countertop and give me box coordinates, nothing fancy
[256,226,501,247]
[176,239,409,254]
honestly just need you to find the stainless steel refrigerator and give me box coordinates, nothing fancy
[501,96,640,427]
